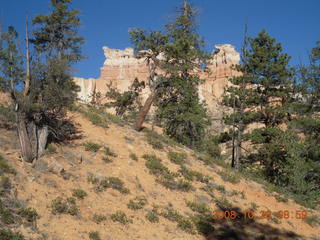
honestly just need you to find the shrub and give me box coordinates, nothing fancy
[177,217,195,234]
[127,196,147,210]
[129,153,138,161]
[92,214,107,224]
[84,142,101,152]
[51,197,78,216]
[46,143,57,154]
[304,215,320,227]
[144,154,170,176]
[111,210,131,224]
[250,202,258,211]
[89,231,101,240]
[179,166,209,183]
[72,189,87,200]
[17,207,38,222]
[81,107,109,128]
[215,197,232,209]
[190,214,214,235]
[102,156,112,163]
[0,105,15,130]
[186,201,211,215]
[0,155,16,175]
[103,146,117,157]
[0,229,24,240]
[0,206,15,224]
[218,170,240,184]
[167,151,187,165]
[160,207,183,222]
[145,132,164,150]
[146,211,159,223]
[274,194,288,203]
[93,177,130,194]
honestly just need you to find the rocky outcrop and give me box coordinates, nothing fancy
[73,44,240,123]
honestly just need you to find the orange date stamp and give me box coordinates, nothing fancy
[212,210,308,220]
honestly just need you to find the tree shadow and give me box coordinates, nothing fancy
[206,207,301,240]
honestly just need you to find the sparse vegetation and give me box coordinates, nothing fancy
[145,130,164,149]
[17,207,38,223]
[186,201,211,215]
[274,194,288,203]
[111,210,131,224]
[304,215,320,227]
[177,217,195,234]
[127,196,147,210]
[84,142,101,152]
[89,231,101,240]
[167,151,187,165]
[92,214,107,224]
[0,155,16,175]
[146,211,159,223]
[46,143,57,154]
[179,166,209,183]
[51,197,78,216]
[102,156,112,163]
[72,189,87,200]
[160,206,183,222]
[103,146,117,157]
[92,176,130,194]
[250,202,258,211]
[0,229,24,240]
[129,153,138,161]
[217,170,240,184]
[215,197,233,209]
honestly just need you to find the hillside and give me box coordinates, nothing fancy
[0,109,319,240]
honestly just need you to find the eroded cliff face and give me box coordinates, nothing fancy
[73,44,240,127]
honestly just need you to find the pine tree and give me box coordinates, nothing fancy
[0,0,84,162]
[155,0,210,148]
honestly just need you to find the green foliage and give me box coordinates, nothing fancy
[89,231,101,240]
[304,215,320,227]
[72,189,87,200]
[84,142,101,152]
[274,194,288,203]
[101,156,112,163]
[51,197,78,216]
[160,206,183,222]
[127,196,147,210]
[155,2,210,148]
[177,217,195,234]
[0,229,24,240]
[129,153,138,161]
[167,151,187,165]
[0,155,16,175]
[145,130,164,150]
[186,201,211,215]
[46,143,57,154]
[80,107,109,128]
[17,207,38,222]
[92,214,107,224]
[0,105,15,129]
[217,170,240,184]
[143,154,169,176]
[105,78,145,118]
[215,197,233,209]
[111,210,131,225]
[179,166,209,183]
[103,146,117,157]
[146,211,159,223]
[0,203,15,224]
[92,177,130,194]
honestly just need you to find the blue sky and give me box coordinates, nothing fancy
[1,0,320,78]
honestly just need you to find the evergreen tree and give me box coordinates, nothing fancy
[155,0,210,148]
[0,0,84,162]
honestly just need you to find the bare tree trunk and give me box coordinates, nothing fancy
[16,112,36,162]
[37,125,48,157]
[134,91,157,131]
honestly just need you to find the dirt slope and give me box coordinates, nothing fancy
[0,111,319,240]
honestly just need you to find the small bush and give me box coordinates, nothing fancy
[274,194,288,203]
[103,146,117,157]
[81,108,109,128]
[179,166,209,183]
[127,196,147,210]
[89,231,101,240]
[144,154,170,176]
[72,189,87,200]
[215,185,226,193]
[17,207,38,222]
[111,210,131,225]
[92,214,107,224]
[160,207,183,222]
[51,197,78,216]
[177,217,195,234]
[250,202,258,211]
[0,206,15,224]
[129,153,138,161]
[46,144,57,154]
[186,201,211,215]
[167,151,187,165]
[304,215,320,227]
[93,177,130,194]
[215,197,232,209]
[146,211,159,223]
[84,142,101,152]
[190,214,214,235]
[0,155,16,175]
[102,156,112,163]
[0,229,24,240]
[218,170,240,184]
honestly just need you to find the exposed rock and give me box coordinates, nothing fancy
[48,159,64,175]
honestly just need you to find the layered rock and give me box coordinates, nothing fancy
[74,44,240,123]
